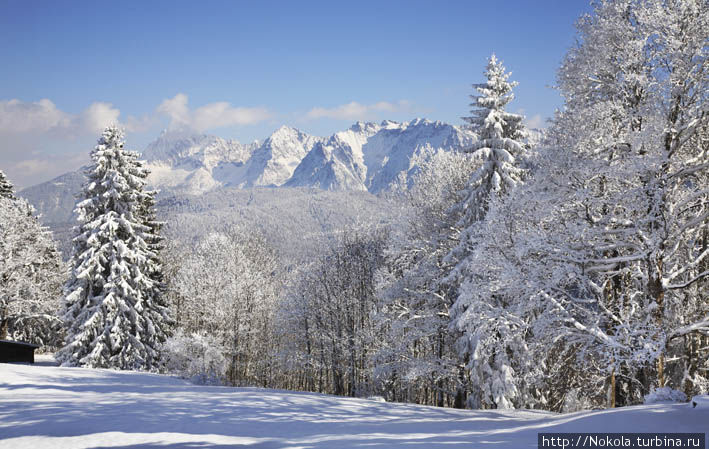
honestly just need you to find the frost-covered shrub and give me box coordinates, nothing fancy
[561,389,595,413]
[644,387,688,404]
[1,193,65,350]
[162,330,227,385]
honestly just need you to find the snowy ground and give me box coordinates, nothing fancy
[1,358,707,449]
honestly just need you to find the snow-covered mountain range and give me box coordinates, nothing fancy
[18,119,475,246]
[22,119,475,205]
[140,118,475,194]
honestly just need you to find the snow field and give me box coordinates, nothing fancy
[1,362,707,449]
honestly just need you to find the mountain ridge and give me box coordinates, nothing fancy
[141,118,476,194]
[22,118,477,199]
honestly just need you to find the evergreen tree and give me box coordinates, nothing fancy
[0,170,16,199]
[57,126,169,370]
[443,55,532,409]
[137,186,172,352]
[458,54,527,223]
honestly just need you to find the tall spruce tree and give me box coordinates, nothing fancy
[458,54,527,224]
[444,54,531,409]
[447,55,529,280]
[57,126,169,370]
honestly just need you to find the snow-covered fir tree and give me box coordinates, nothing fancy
[0,170,16,199]
[443,55,532,409]
[458,53,527,224]
[0,173,65,347]
[57,126,170,370]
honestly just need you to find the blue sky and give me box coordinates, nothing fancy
[0,0,590,188]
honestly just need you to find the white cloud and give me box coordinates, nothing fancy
[0,94,272,188]
[13,158,54,177]
[0,99,70,134]
[0,98,143,137]
[156,93,190,128]
[524,114,545,129]
[5,151,89,190]
[516,109,547,130]
[305,100,413,121]
[157,93,272,132]
[0,99,136,189]
[78,102,122,135]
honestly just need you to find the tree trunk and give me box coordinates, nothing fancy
[437,330,445,407]
[683,334,697,398]
[650,257,666,388]
[454,355,469,409]
[608,368,616,408]
[0,306,8,340]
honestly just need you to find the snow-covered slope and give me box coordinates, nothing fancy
[160,187,396,263]
[1,362,707,449]
[17,169,85,225]
[142,126,325,193]
[365,119,475,192]
[142,130,260,194]
[285,140,369,191]
[240,125,324,188]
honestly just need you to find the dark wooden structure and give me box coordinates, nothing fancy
[0,339,40,363]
